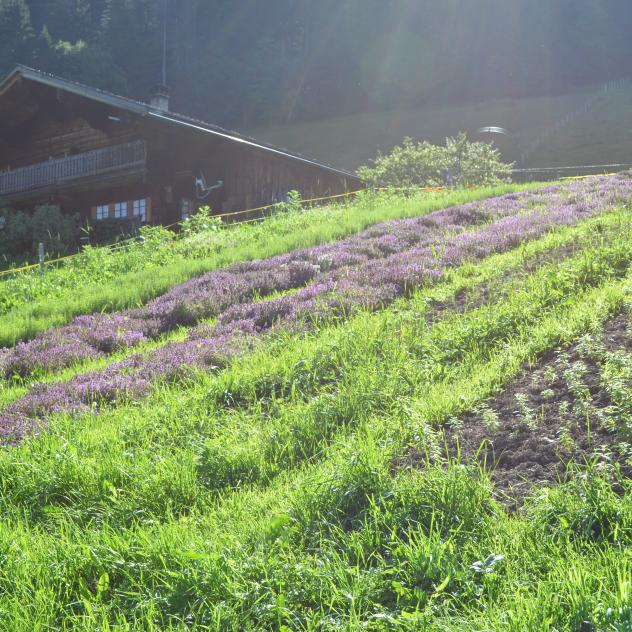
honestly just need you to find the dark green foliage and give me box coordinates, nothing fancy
[31,204,81,254]
[358,133,512,188]
[1,1,632,127]
[0,204,80,257]
[0,208,31,256]
[87,215,141,245]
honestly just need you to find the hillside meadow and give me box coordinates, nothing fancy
[0,183,543,348]
[0,176,631,630]
[248,82,632,174]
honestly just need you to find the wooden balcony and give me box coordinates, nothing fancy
[0,140,146,198]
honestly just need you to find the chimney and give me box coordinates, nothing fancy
[150,84,170,111]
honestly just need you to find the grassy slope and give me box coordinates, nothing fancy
[0,197,631,628]
[527,83,632,168]
[0,203,622,404]
[246,83,632,173]
[0,184,541,348]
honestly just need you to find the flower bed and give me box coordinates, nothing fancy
[2,175,632,441]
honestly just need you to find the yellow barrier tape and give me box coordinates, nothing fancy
[559,173,617,181]
[0,262,39,277]
[160,188,368,230]
[0,175,606,280]
[0,188,366,277]
[0,185,481,278]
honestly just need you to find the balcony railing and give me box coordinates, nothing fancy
[0,140,147,197]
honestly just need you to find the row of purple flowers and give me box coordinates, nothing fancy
[1,203,503,378]
[0,183,589,379]
[1,175,632,442]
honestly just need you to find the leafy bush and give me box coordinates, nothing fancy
[0,209,32,257]
[180,206,223,237]
[278,190,304,215]
[0,205,81,258]
[31,205,81,254]
[358,132,513,189]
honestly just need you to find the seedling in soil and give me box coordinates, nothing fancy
[561,359,589,396]
[447,416,464,435]
[591,406,617,433]
[541,388,556,401]
[575,332,605,360]
[475,404,501,434]
[559,400,571,419]
[558,424,577,455]
[515,392,538,429]
[543,364,557,384]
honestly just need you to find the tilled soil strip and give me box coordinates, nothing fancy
[397,312,632,508]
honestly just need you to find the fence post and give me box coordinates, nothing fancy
[38,242,45,276]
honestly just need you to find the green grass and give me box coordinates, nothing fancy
[0,184,545,348]
[0,201,628,409]
[247,82,632,173]
[0,194,631,629]
[527,83,632,168]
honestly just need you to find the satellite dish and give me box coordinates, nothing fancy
[476,126,508,136]
[194,173,223,200]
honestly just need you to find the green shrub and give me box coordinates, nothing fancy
[180,206,223,237]
[0,205,81,258]
[88,216,142,245]
[358,132,513,189]
[31,205,81,255]
[0,208,32,257]
[277,190,304,215]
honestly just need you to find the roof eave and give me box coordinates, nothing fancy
[148,111,362,182]
[0,65,364,183]
[0,65,149,115]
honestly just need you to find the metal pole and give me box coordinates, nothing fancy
[38,242,45,276]
[162,0,168,87]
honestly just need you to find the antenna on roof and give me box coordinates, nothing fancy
[150,0,170,111]
[162,0,168,87]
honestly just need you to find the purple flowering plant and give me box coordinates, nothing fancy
[2,175,632,442]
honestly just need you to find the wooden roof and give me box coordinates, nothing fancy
[0,65,362,182]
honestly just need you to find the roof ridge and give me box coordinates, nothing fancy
[0,65,361,181]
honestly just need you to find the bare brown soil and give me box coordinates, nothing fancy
[397,313,632,508]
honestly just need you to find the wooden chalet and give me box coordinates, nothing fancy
[0,66,362,227]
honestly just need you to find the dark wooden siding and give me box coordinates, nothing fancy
[0,77,362,228]
[220,145,352,212]
[2,115,138,171]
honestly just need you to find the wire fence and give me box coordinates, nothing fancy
[0,168,623,280]
[510,164,629,183]
[0,185,441,279]
[518,78,629,165]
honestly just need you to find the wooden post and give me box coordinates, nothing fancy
[38,242,45,276]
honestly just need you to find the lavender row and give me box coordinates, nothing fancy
[2,174,632,443]
[0,178,623,381]
[0,200,499,377]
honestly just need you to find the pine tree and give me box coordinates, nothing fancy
[0,0,36,71]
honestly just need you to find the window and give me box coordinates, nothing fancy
[132,198,147,223]
[96,205,109,220]
[114,202,128,219]
[181,198,193,220]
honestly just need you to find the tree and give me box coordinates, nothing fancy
[357,133,512,188]
[0,1,631,129]
[0,0,36,71]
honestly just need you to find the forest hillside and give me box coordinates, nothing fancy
[1,0,631,128]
